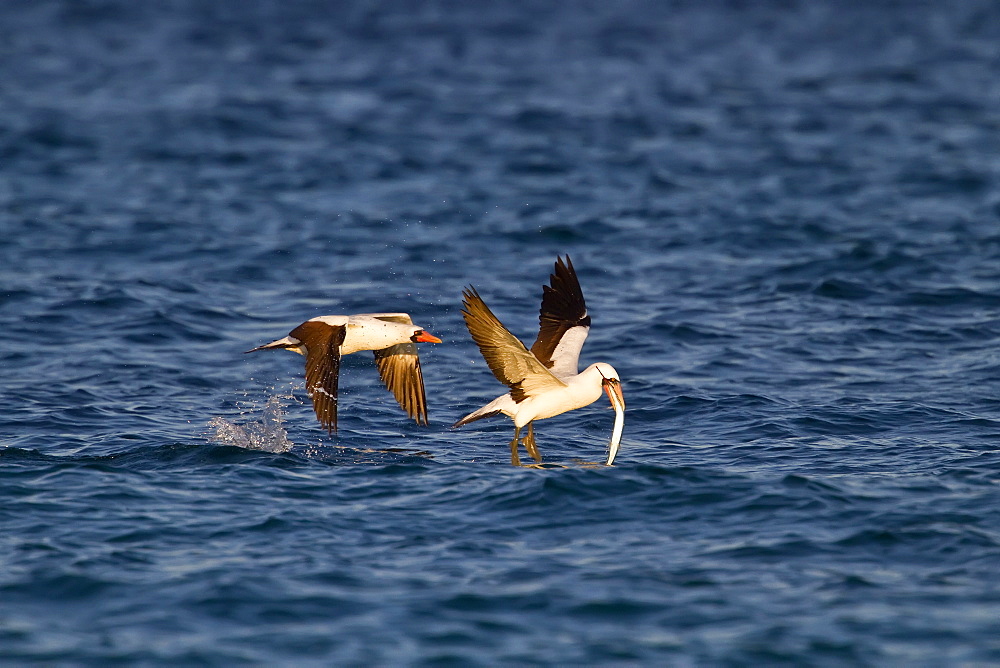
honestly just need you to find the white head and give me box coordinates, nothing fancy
[592,362,620,382]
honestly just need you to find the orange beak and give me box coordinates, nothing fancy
[413,330,442,343]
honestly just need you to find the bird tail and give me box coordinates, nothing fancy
[245,335,300,354]
[452,394,515,428]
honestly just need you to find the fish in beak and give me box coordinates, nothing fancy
[602,378,625,465]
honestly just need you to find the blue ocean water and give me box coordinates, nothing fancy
[3,0,1000,664]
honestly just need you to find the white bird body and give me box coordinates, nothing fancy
[246,312,440,432]
[263,314,423,356]
[454,257,625,465]
[465,363,611,426]
[510,363,614,426]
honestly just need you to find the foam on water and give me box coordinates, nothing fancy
[206,391,296,453]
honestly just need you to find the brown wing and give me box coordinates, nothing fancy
[373,343,429,425]
[460,287,565,402]
[530,255,591,372]
[290,321,346,433]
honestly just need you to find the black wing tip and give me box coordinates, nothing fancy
[551,254,576,280]
[551,254,580,286]
[535,254,587,330]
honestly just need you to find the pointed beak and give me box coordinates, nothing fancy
[412,330,442,343]
[603,379,625,465]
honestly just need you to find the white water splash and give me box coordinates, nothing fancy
[207,391,297,453]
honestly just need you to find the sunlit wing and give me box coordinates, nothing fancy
[461,287,565,402]
[373,343,429,425]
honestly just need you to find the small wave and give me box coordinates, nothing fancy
[206,392,296,453]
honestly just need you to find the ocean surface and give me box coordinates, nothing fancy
[3,0,1000,664]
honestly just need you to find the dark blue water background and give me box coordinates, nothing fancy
[3,1,1000,664]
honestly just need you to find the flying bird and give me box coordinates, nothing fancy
[454,256,625,466]
[246,313,441,433]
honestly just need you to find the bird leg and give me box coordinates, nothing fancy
[521,421,542,463]
[509,425,523,467]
